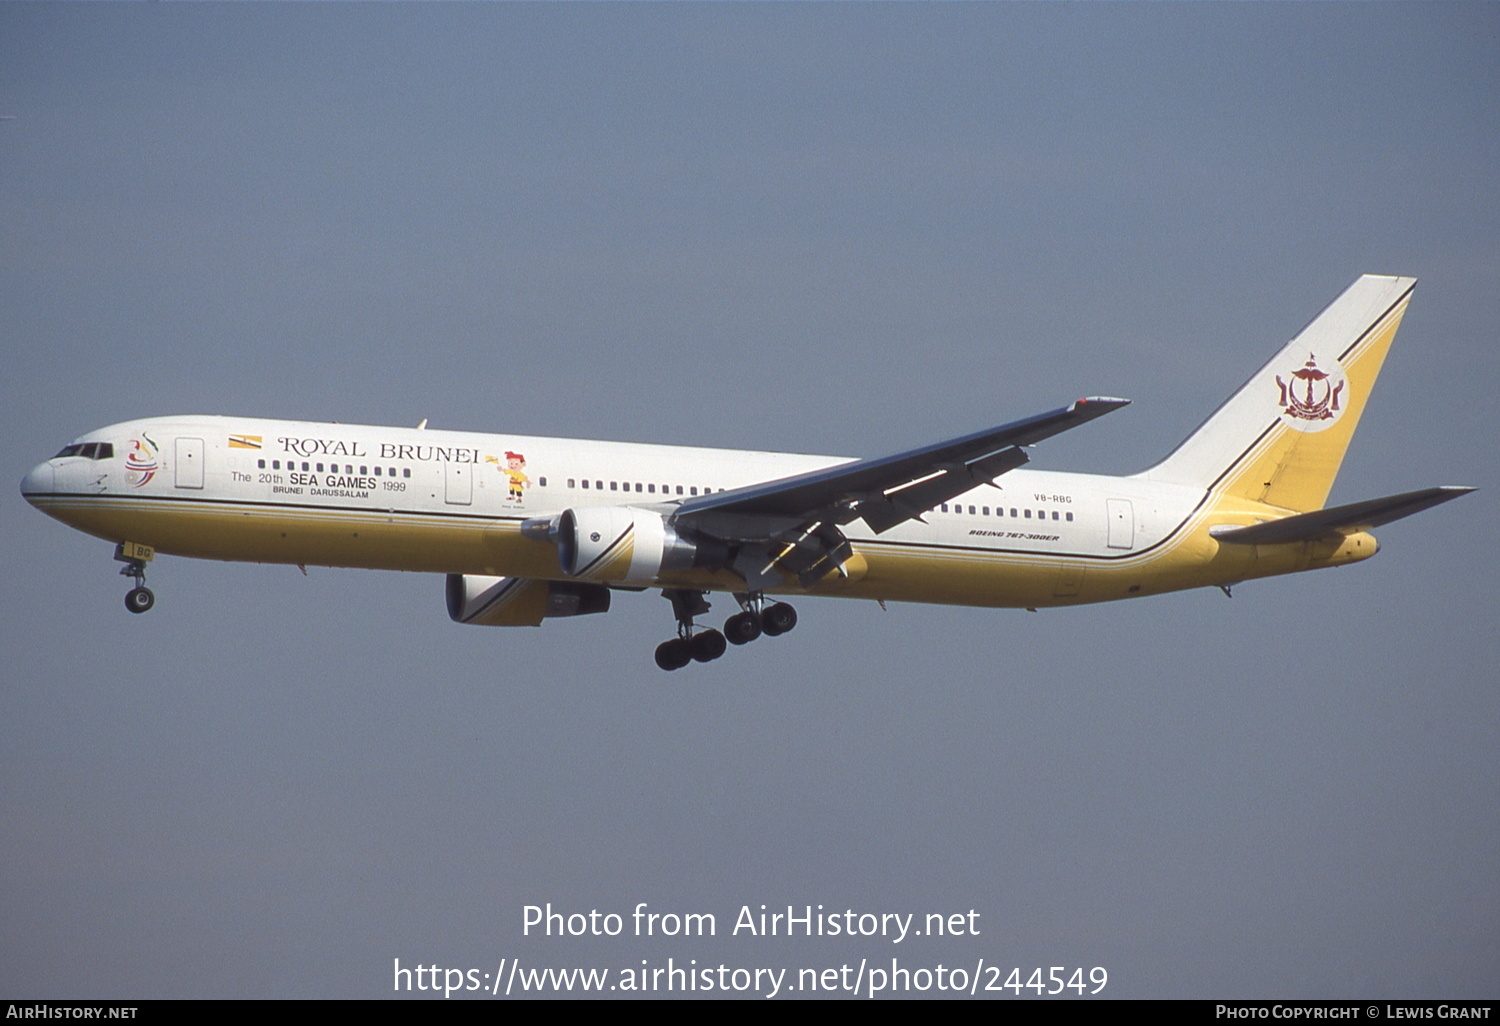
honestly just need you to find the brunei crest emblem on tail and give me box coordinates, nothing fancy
[1275,353,1347,433]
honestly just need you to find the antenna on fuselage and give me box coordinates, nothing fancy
[415,419,428,430]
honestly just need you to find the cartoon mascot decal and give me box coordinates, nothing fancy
[487,450,530,503]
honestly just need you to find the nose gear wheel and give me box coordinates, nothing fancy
[114,543,156,614]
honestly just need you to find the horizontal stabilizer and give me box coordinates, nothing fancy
[1210,486,1474,545]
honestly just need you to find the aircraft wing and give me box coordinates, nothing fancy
[1210,486,1475,545]
[669,397,1129,586]
[674,397,1129,536]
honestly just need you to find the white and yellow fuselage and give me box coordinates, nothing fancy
[21,413,1375,612]
[26,275,1463,637]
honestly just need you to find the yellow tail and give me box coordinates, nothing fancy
[1144,275,1416,512]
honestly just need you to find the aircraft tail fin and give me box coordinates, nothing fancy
[1143,274,1417,512]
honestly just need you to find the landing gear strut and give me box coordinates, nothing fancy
[655,589,727,671]
[114,541,156,614]
[653,590,798,671]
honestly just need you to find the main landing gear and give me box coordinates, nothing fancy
[114,541,156,614]
[654,589,797,671]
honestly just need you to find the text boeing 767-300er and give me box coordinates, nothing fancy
[21,275,1474,670]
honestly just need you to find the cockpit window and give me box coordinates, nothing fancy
[52,443,114,460]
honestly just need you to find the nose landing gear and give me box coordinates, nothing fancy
[114,542,156,614]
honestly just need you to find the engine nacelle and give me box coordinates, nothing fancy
[550,505,727,584]
[446,574,610,627]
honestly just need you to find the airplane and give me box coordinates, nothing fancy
[20,274,1473,671]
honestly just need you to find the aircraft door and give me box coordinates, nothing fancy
[445,462,472,505]
[1106,498,1134,550]
[175,437,204,489]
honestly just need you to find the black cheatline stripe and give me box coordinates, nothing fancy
[574,525,633,578]
[858,535,1138,563]
[38,291,1409,577]
[1205,421,1280,495]
[24,490,527,525]
[470,577,527,622]
[1197,282,1414,501]
[860,481,1223,565]
[1338,282,1413,362]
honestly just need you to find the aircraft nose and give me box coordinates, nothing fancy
[20,461,54,504]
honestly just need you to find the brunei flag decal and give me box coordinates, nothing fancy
[228,433,263,450]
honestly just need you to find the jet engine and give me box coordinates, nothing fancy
[446,574,610,627]
[529,506,729,585]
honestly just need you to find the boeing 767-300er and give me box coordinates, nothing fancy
[21,275,1474,670]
